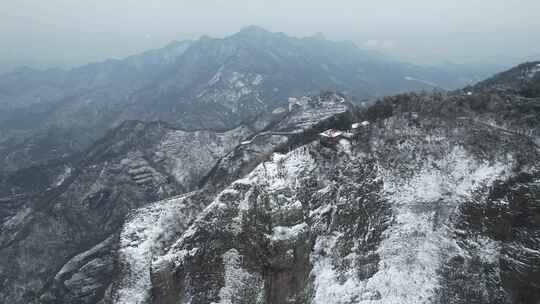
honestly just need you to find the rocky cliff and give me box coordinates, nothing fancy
[140,87,540,304]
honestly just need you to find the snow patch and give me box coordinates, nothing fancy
[272,107,287,115]
[214,249,263,304]
[362,147,511,303]
[311,233,373,303]
[270,222,308,241]
[2,207,32,230]
[338,139,352,155]
[113,195,191,304]
[309,146,512,304]
[54,235,115,281]
[527,65,540,78]
[208,66,224,86]
[252,74,263,86]
[235,148,315,191]
[404,76,440,88]
[53,166,72,187]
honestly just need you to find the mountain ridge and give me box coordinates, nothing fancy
[0,27,505,171]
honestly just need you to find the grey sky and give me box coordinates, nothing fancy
[1,0,539,72]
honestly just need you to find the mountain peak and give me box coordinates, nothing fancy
[238,25,270,34]
[233,25,275,39]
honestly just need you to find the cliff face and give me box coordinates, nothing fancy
[141,95,539,304]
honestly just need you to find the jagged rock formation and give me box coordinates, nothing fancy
[0,62,538,304]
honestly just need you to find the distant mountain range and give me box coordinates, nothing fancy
[0,26,504,171]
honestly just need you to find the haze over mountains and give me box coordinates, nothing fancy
[3,0,539,73]
[0,26,503,171]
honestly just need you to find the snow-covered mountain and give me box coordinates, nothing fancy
[0,26,500,171]
[133,71,540,304]
[1,62,539,304]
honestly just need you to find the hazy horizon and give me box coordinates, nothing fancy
[1,0,539,73]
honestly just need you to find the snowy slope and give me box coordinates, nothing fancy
[134,89,539,304]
